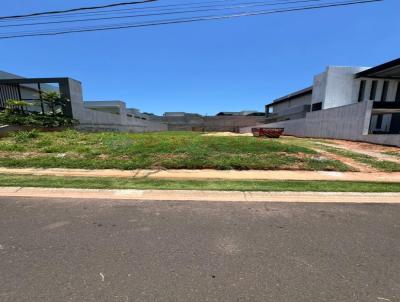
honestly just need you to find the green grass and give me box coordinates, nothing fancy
[319,146,400,172]
[0,130,352,171]
[1,174,400,192]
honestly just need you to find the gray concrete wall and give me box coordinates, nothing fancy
[240,119,307,136]
[153,116,266,132]
[74,107,167,133]
[266,105,311,123]
[311,66,368,110]
[272,93,312,113]
[241,101,400,147]
[68,80,167,132]
[323,67,366,109]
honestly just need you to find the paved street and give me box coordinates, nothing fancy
[1,197,400,302]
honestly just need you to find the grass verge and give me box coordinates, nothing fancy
[1,174,400,192]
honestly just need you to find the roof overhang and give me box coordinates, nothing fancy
[0,77,70,84]
[355,58,400,79]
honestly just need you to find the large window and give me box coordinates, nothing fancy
[381,81,389,102]
[358,80,366,102]
[0,82,61,113]
[369,80,378,101]
[370,113,400,134]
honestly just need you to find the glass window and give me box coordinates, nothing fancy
[19,83,40,101]
[358,80,366,102]
[381,81,389,102]
[312,102,322,111]
[376,114,383,129]
[370,80,378,101]
[396,82,400,103]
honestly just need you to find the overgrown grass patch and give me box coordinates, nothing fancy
[1,174,399,192]
[0,130,352,171]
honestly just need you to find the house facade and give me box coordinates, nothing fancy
[244,58,400,147]
[0,72,166,132]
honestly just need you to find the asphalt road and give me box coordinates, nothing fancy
[1,197,400,302]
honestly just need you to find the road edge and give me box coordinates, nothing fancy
[1,187,400,203]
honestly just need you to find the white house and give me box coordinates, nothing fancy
[257,58,400,146]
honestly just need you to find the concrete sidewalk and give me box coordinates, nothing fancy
[1,187,400,203]
[0,167,399,182]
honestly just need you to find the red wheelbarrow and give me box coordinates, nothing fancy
[252,127,284,138]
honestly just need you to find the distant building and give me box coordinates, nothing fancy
[163,112,202,117]
[216,110,264,116]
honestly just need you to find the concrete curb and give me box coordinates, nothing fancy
[1,187,400,203]
[1,167,400,182]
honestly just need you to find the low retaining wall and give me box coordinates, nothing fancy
[76,120,167,133]
[241,101,400,147]
[72,102,167,133]
[153,116,266,132]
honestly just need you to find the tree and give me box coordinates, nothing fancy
[41,91,69,115]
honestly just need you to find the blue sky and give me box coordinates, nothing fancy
[0,0,399,115]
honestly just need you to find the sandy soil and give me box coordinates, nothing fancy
[201,132,253,137]
[312,148,377,173]
[317,139,400,163]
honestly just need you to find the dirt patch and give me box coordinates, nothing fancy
[2,167,400,183]
[316,140,400,163]
[0,151,85,160]
[0,151,49,159]
[311,148,377,173]
[202,132,253,137]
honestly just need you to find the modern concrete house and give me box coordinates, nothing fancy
[243,58,400,147]
[265,87,312,123]
[0,72,166,132]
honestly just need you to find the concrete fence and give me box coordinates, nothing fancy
[152,116,266,132]
[241,101,400,147]
[67,80,167,133]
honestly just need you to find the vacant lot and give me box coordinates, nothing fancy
[0,130,350,171]
[0,130,399,172]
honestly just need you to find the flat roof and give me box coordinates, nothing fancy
[266,86,313,107]
[355,58,400,79]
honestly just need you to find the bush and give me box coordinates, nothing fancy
[0,111,77,128]
[0,94,76,129]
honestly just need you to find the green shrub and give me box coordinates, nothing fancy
[0,111,77,128]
